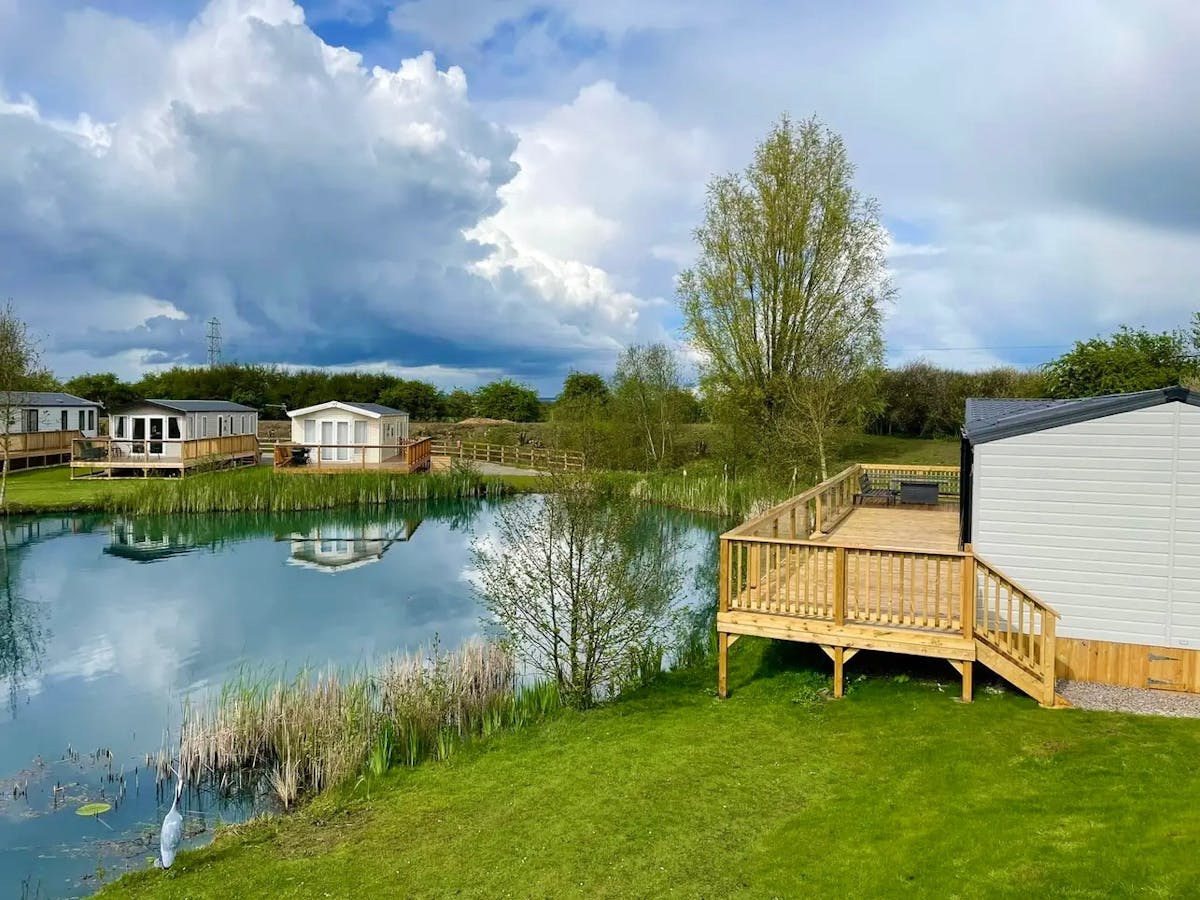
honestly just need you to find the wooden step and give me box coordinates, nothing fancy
[974,639,1056,707]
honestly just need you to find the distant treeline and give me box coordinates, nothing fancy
[60,366,543,422]
[53,318,1200,437]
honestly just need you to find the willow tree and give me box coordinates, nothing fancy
[678,115,890,477]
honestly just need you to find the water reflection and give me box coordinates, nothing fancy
[0,500,722,898]
[286,518,422,573]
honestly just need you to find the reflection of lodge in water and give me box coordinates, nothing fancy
[104,521,202,562]
[285,519,422,573]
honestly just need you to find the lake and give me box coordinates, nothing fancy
[0,499,721,899]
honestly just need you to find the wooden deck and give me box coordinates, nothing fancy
[70,435,259,477]
[272,437,432,474]
[1,430,80,471]
[717,464,1064,707]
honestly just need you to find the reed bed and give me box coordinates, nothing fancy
[106,467,505,515]
[178,642,557,809]
[599,470,794,520]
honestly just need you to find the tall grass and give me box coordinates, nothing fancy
[595,470,794,520]
[107,467,505,515]
[178,642,558,809]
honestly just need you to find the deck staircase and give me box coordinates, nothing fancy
[716,464,1070,707]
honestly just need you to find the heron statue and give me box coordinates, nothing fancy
[157,769,184,870]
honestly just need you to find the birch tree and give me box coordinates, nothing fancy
[0,303,45,507]
[470,475,683,708]
[678,115,890,474]
[611,344,684,469]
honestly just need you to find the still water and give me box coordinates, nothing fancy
[0,500,720,899]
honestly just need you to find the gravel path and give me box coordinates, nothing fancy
[1057,680,1200,718]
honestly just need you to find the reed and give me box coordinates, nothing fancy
[595,470,794,520]
[178,642,557,809]
[105,467,506,515]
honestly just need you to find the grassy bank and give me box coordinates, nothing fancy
[104,638,1200,898]
[0,466,508,515]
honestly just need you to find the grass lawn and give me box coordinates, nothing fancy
[0,466,138,512]
[841,433,960,467]
[104,640,1200,898]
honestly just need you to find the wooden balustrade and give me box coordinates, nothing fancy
[72,435,258,464]
[972,554,1060,705]
[2,430,79,455]
[273,438,431,471]
[429,439,585,472]
[859,464,961,499]
[404,437,432,471]
[843,547,965,631]
[730,465,861,540]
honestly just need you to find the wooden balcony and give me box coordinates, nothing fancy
[0,430,80,471]
[272,438,433,474]
[70,435,259,477]
[718,464,1065,707]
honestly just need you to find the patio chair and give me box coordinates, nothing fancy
[854,472,895,506]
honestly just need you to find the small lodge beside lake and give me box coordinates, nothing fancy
[275,401,431,473]
[71,399,259,477]
[0,391,101,471]
[718,387,1200,705]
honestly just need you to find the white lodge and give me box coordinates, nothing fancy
[286,401,410,464]
[0,391,101,438]
[108,400,259,459]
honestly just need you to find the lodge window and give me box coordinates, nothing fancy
[61,410,68,430]
[168,418,180,439]
[115,416,125,438]
[78,410,85,429]
[202,416,208,437]
[88,409,95,430]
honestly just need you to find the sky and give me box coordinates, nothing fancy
[2,0,1198,393]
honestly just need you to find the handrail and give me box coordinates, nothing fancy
[71,434,258,463]
[2,430,80,454]
[429,439,584,472]
[273,438,432,471]
[726,464,860,540]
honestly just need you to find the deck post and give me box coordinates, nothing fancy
[717,632,729,699]
[812,494,825,537]
[718,538,730,614]
[961,660,973,702]
[833,546,847,626]
[832,646,845,698]
[961,552,977,639]
[1042,614,1058,707]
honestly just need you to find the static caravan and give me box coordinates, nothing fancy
[962,387,1200,692]
[286,401,411,466]
[0,391,101,470]
[74,399,259,477]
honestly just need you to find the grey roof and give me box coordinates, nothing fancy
[964,387,1200,444]
[339,402,405,416]
[2,391,100,408]
[115,399,257,414]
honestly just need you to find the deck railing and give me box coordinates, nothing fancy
[273,438,432,471]
[972,554,1059,705]
[722,535,970,634]
[429,439,584,472]
[2,430,79,455]
[859,464,960,499]
[72,435,258,465]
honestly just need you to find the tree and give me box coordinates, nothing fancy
[473,379,541,421]
[678,115,890,473]
[378,380,447,421]
[1042,326,1198,398]
[558,372,610,406]
[444,388,476,421]
[61,372,138,412]
[611,344,686,469]
[471,475,683,708]
[0,303,45,506]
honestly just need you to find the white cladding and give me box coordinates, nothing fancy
[971,403,1200,648]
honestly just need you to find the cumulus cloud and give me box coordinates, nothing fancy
[0,0,665,385]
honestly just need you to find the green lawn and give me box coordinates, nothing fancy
[0,466,138,512]
[104,640,1200,898]
[840,433,960,467]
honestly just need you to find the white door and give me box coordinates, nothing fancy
[321,421,334,460]
[336,421,349,461]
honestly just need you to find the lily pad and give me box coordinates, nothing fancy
[76,802,112,817]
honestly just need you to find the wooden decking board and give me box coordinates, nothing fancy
[823,505,961,553]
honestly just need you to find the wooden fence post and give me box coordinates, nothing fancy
[961,552,977,639]
[719,538,731,614]
[834,546,847,626]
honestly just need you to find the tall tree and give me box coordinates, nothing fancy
[678,115,890,473]
[611,344,686,469]
[0,303,46,507]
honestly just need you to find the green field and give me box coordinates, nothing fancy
[0,466,138,512]
[103,639,1200,898]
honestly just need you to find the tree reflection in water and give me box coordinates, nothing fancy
[0,521,48,717]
